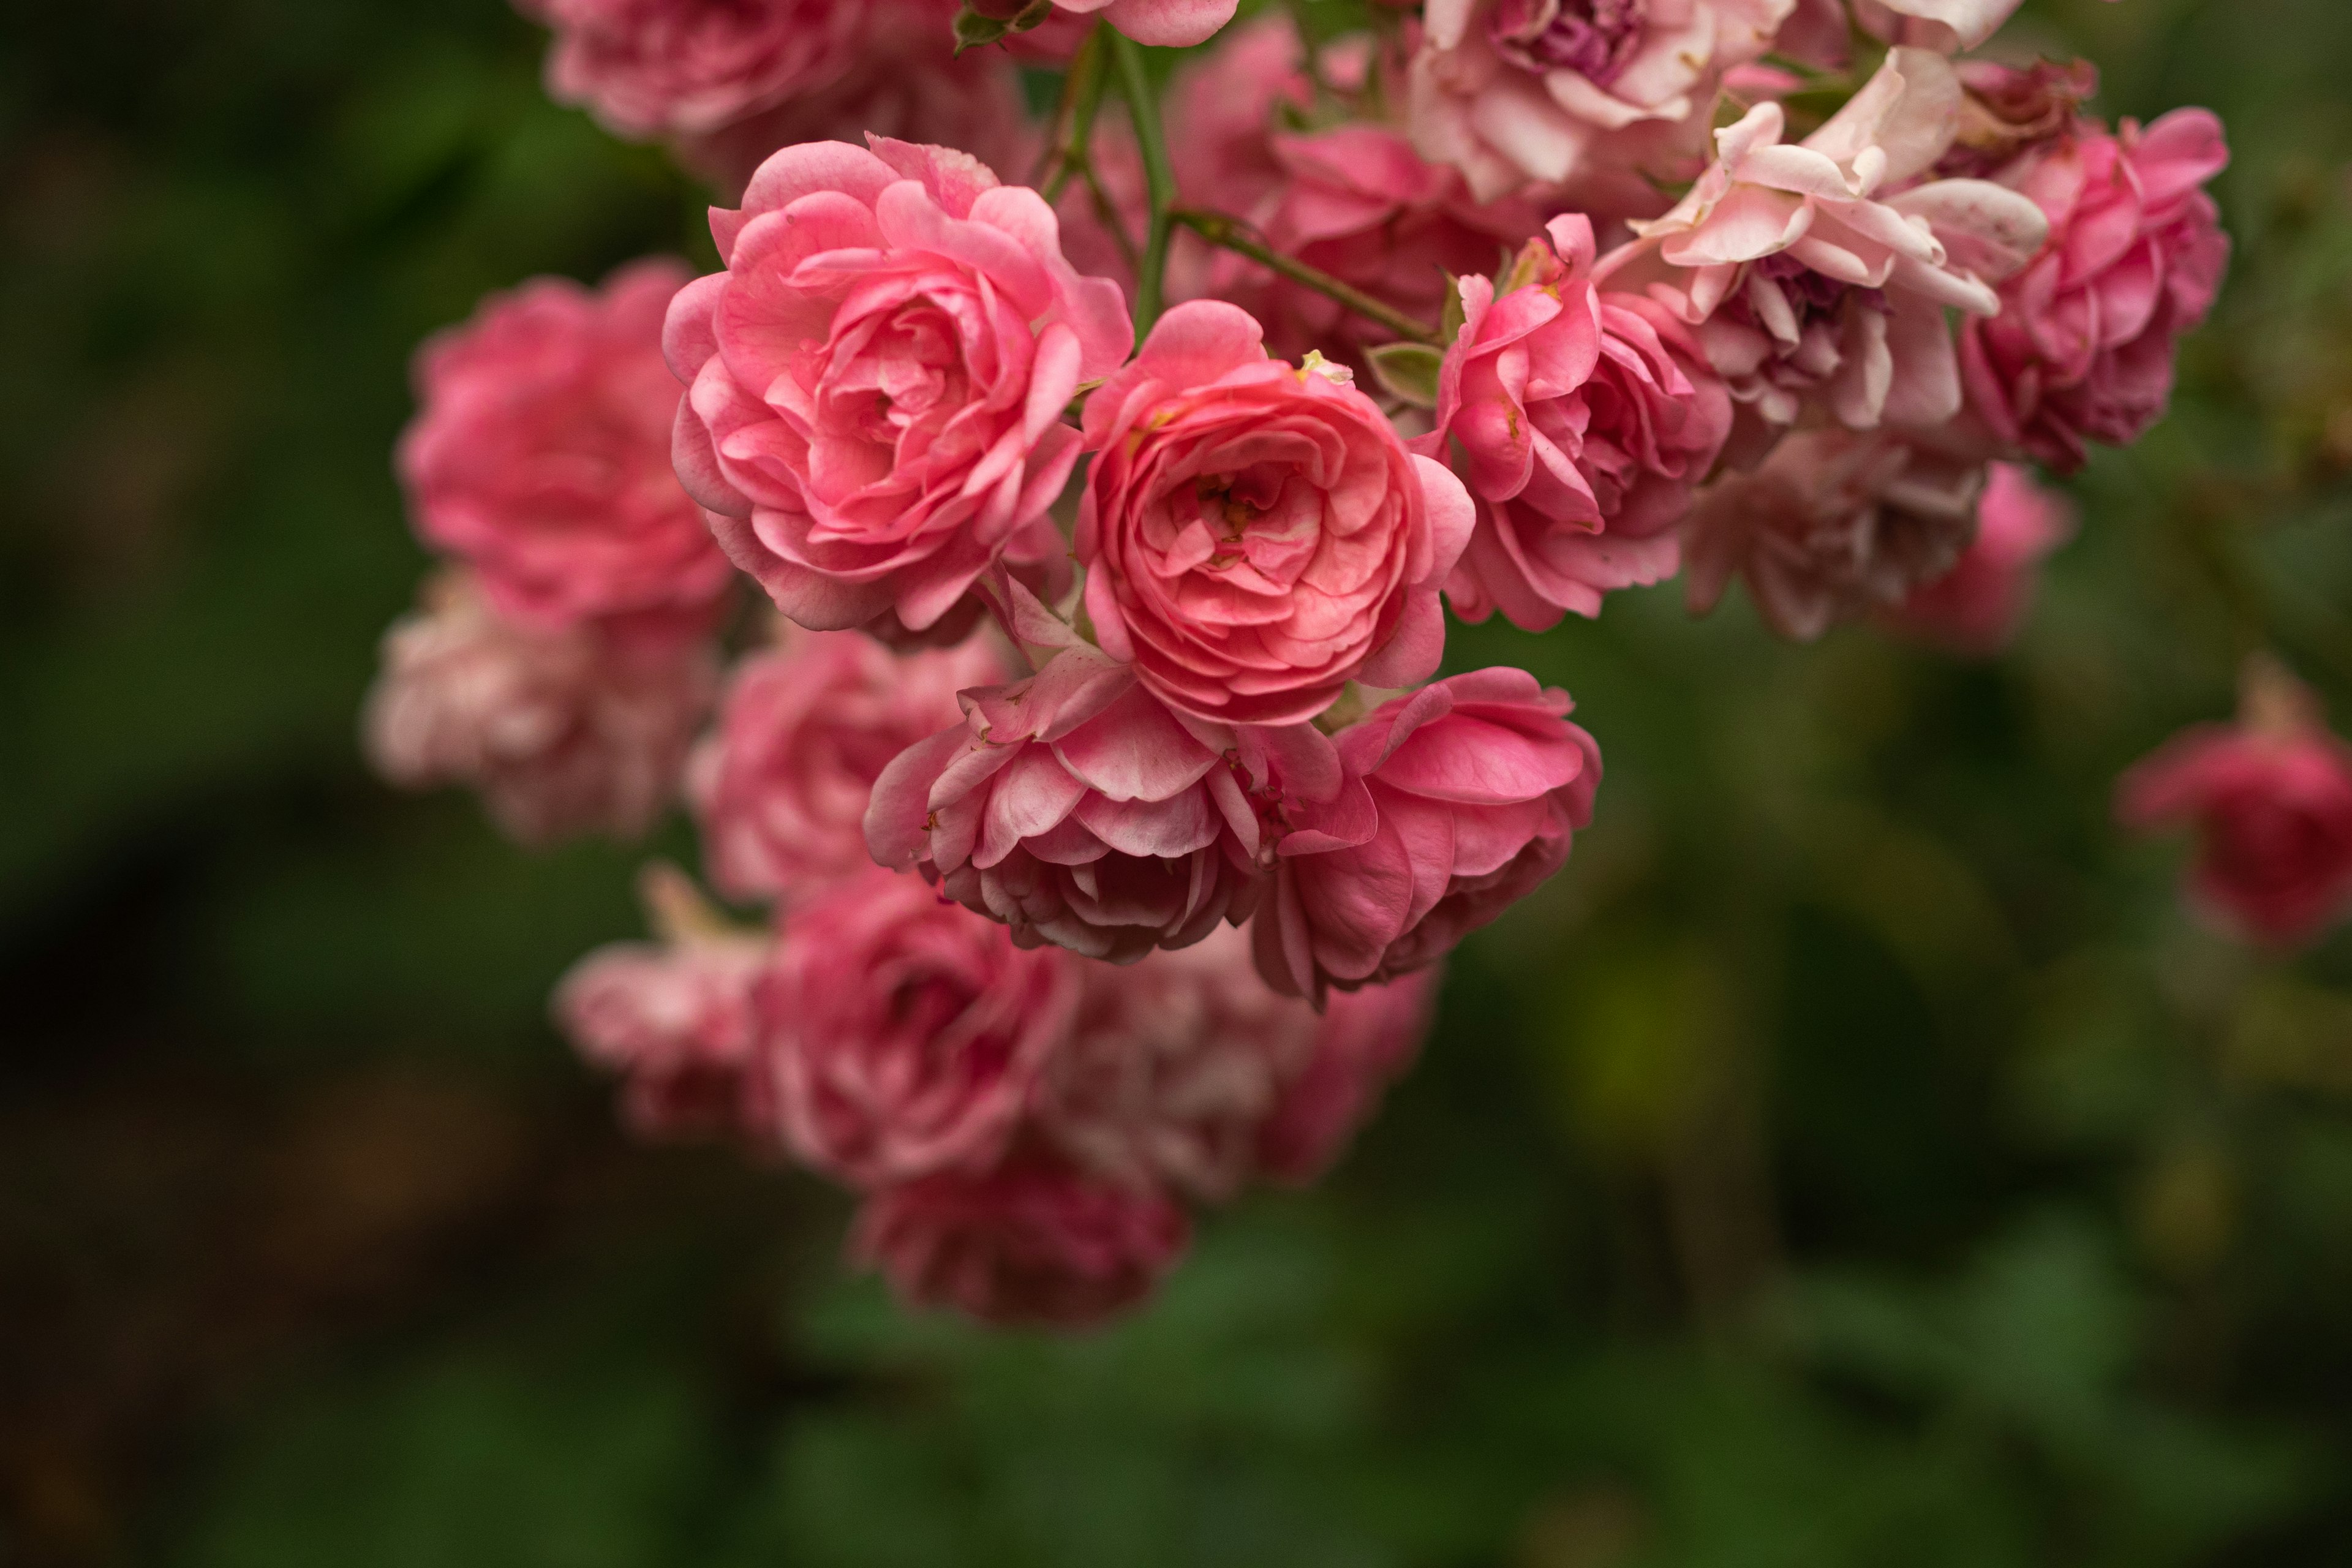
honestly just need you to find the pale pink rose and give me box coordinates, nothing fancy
[554,866,774,1139]
[1885,460,2071,653]
[1961,110,2230,473]
[1428,214,1731,630]
[760,866,1080,1185]
[865,644,1360,962]
[1256,966,1439,1183]
[1683,427,1985,642]
[1611,49,2050,461]
[2117,662,2352,946]
[1036,924,1319,1200]
[665,137,1132,638]
[1408,0,1798,206]
[851,1156,1191,1326]
[364,572,715,845]
[518,0,867,140]
[397,260,731,640]
[1075,301,1474,727]
[688,627,1003,900]
[1254,669,1601,1000]
[1851,0,2021,52]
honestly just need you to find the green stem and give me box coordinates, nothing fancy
[1039,24,1109,206]
[1170,208,1444,347]
[1109,31,1175,334]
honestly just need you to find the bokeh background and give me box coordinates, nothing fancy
[7,0,2352,1561]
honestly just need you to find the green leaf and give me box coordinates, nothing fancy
[1366,341,1444,409]
[1440,275,1468,345]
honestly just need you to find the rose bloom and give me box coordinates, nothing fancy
[981,0,1236,47]
[1257,966,1439,1183]
[2117,663,2352,946]
[1611,48,2049,461]
[517,0,868,141]
[1256,668,1602,1000]
[554,865,774,1139]
[1430,214,1731,630]
[1036,924,1319,1200]
[1885,460,2072,654]
[760,866,1080,1185]
[666,137,1131,638]
[1684,428,1985,643]
[364,572,715,845]
[867,644,1357,962]
[1076,301,1474,726]
[851,1156,1191,1327]
[1850,0,2026,51]
[1408,0,1797,206]
[688,626,1001,900]
[1961,108,2230,473]
[397,260,732,639]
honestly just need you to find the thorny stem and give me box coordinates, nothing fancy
[1109,31,1175,333]
[1039,23,1110,206]
[1170,208,1446,347]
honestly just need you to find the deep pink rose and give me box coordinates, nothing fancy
[688,627,1002,900]
[866,644,1356,962]
[665,137,1132,637]
[1255,668,1601,1000]
[1684,428,1985,643]
[364,572,715,845]
[2117,664,2352,946]
[397,260,732,640]
[1256,966,1438,1183]
[1430,214,1730,630]
[1076,301,1474,726]
[1885,460,2071,654]
[761,866,1079,1185]
[518,0,867,140]
[1036,924,1320,1200]
[1961,109,2230,473]
[851,1156,1191,1326]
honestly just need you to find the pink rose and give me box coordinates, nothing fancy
[1850,0,2024,51]
[761,866,1080,1185]
[397,260,732,640]
[1684,428,1985,642]
[1961,109,2230,473]
[1028,0,1238,48]
[518,0,867,140]
[1940,59,2101,179]
[364,572,715,845]
[2117,663,2352,946]
[554,866,774,1139]
[1255,669,1601,1000]
[1885,460,2072,654]
[665,137,1132,637]
[1611,50,2050,461]
[1430,214,1732,630]
[866,644,1354,962]
[851,1156,1191,1326]
[1075,301,1474,726]
[1408,0,1797,206]
[1036,924,1319,1200]
[1256,967,1438,1183]
[688,627,1003,900]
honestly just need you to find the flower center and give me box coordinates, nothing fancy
[1487,0,1646,85]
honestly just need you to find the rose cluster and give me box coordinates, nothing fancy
[364,0,2277,1323]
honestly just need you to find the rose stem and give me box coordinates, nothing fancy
[1040,23,1109,205]
[1169,208,1444,347]
[1108,31,1175,333]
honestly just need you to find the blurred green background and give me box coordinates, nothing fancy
[6,0,2352,1562]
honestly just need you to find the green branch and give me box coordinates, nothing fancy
[1039,23,1109,206]
[1108,31,1175,334]
[1169,208,1445,347]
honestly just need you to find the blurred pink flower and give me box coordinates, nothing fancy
[762,866,1080,1185]
[518,0,869,140]
[1885,460,2072,654]
[2118,662,2352,946]
[1256,966,1439,1182]
[1850,0,2022,51]
[364,572,715,845]
[1024,0,1237,47]
[1961,109,2230,472]
[1684,428,1985,642]
[852,1156,1191,1326]
[1256,668,1600,1000]
[688,627,1003,900]
[666,137,1131,638]
[1430,214,1731,630]
[398,260,731,641]
[1076,301,1474,726]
